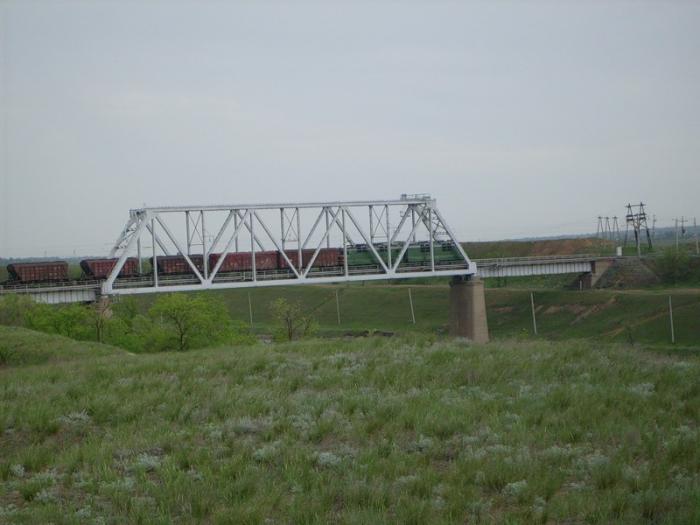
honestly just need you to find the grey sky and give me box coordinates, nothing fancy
[1,0,699,257]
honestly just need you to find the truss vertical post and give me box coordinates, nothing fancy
[250,212,256,282]
[201,210,208,279]
[296,207,302,271]
[280,208,285,250]
[152,217,158,288]
[429,207,435,272]
[137,237,142,274]
[369,205,374,245]
[325,208,330,248]
[342,208,348,277]
[411,208,417,243]
[186,211,191,255]
[386,204,391,268]
[234,213,239,252]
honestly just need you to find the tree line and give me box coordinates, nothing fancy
[0,293,317,353]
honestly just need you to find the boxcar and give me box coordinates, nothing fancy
[153,255,205,275]
[208,251,278,273]
[7,261,69,283]
[277,248,341,270]
[80,258,139,279]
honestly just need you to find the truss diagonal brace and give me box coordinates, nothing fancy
[343,207,389,273]
[208,210,251,281]
[155,216,206,283]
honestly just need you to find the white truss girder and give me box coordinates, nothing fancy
[101,195,476,296]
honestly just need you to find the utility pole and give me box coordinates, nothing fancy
[530,293,538,336]
[676,218,679,251]
[335,289,341,325]
[408,288,416,325]
[669,296,675,344]
[695,217,699,255]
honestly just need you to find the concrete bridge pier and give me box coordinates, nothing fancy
[449,276,489,343]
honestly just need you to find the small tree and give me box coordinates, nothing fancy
[270,298,316,341]
[89,299,112,343]
[148,293,248,351]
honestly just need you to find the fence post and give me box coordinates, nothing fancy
[248,292,253,328]
[530,292,538,335]
[335,289,341,325]
[669,296,675,344]
[408,288,416,324]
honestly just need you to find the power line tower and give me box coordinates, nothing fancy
[675,216,688,251]
[604,217,612,241]
[611,216,621,244]
[624,202,653,257]
[596,216,604,239]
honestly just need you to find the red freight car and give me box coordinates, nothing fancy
[278,248,341,270]
[209,252,251,272]
[7,261,69,283]
[314,248,342,268]
[208,251,278,273]
[80,258,139,279]
[153,255,205,275]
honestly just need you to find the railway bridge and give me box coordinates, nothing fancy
[0,196,613,342]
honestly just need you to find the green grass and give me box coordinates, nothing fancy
[0,326,125,367]
[1,328,699,523]
[123,285,700,347]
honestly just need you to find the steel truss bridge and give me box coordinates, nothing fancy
[104,195,475,294]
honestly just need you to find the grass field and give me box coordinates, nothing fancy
[122,285,700,347]
[1,326,699,523]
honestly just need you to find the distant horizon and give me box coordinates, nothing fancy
[4,224,696,261]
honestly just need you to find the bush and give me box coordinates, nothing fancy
[270,298,317,341]
[148,293,254,351]
[0,295,35,326]
[655,249,693,284]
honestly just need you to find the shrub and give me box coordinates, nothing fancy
[0,295,36,327]
[655,249,693,284]
[269,298,317,341]
[148,293,253,351]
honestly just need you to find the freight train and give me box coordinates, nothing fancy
[3,242,463,284]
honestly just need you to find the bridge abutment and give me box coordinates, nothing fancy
[449,277,489,343]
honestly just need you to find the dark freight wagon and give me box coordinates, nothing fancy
[208,251,279,273]
[7,261,69,283]
[80,258,139,279]
[277,248,341,270]
[153,255,205,275]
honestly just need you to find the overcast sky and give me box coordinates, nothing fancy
[1,0,699,257]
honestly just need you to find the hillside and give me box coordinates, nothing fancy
[0,326,125,367]
[0,332,698,523]
[131,286,700,347]
[462,237,612,259]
